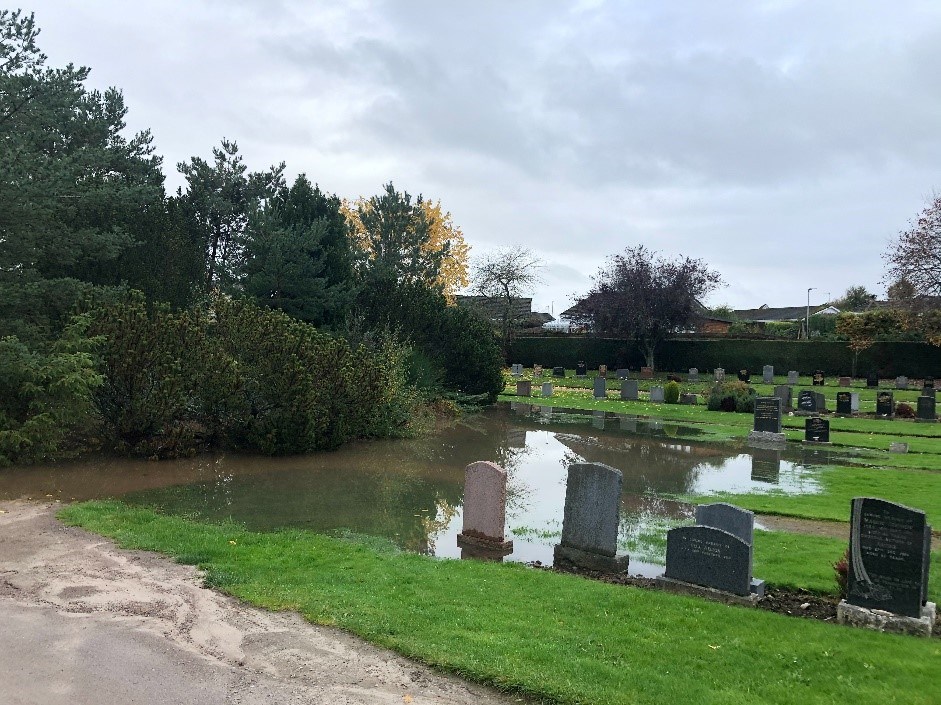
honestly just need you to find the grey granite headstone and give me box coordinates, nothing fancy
[876,391,894,417]
[772,385,792,409]
[752,397,782,433]
[714,368,725,382]
[896,376,909,390]
[695,503,755,545]
[620,380,639,400]
[593,376,607,399]
[516,380,532,397]
[511,363,523,377]
[762,365,773,384]
[851,392,860,412]
[787,370,799,385]
[541,382,553,397]
[553,463,629,572]
[688,367,699,382]
[616,368,630,379]
[649,386,665,402]
[847,498,931,618]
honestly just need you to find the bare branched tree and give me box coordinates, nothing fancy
[883,193,941,303]
[471,246,543,355]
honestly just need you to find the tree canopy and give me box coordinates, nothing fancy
[572,245,723,368]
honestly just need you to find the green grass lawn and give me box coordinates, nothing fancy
[61,501,941,705]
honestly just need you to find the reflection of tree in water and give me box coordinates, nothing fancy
[419,498,460,555]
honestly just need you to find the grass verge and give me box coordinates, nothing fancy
[60,501,941,705]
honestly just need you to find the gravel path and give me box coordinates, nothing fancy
[0,501,519,705]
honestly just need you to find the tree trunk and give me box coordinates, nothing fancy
[644,343,655,370]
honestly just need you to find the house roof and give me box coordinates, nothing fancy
[734,304,840,322]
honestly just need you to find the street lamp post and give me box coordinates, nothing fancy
[806,287,816,340]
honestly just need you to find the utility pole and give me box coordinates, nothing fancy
[806,287,816,340]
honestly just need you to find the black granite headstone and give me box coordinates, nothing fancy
[812,370,825,386]
[917,395,936,422]
[553,366,565,377]
[866,372,879,388]
[847,498,931,618]
[797,390,818,413]
[836,391,852,415]
[737,369,751,383]
[922,380,936,399]
[664,526,754,597]
[876,391,894,417]
[695,503,755,545]
[752,397,782,433]
[805,416,830,443]
[575,362,587,377]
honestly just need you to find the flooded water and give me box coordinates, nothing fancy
[0,404,825,576]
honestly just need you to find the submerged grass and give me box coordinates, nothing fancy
[61,501,941,705]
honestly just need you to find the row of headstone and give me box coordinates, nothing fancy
[516,381,554,397]
[661,503,764,599]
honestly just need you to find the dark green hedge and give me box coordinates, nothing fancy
[509,337,941,377]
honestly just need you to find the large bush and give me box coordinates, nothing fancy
[90,296,421,457]
[0,318,102,466]
[707,381,756,413]
[354,277,504,400]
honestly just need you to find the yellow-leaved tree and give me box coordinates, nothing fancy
[341,184,469,301]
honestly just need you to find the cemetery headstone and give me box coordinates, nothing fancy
[797,390,819,414]
[575,362,587,377]
[812,370,825,386]
[772,384,792,409]
[839,376,852,387]
[917,395,937,422]
[787,370,799,385]
[688,367,699,382]
[516,380,532,397]
[922,380,936,399]
[866,372,879,388]
[553,366,565,377]
[815,391,827,412]
[620,380,639,400]
[762,365,774,384]
[640,366,654,379]
[616,368,630,379]
[851,392,860,412]
[593,376,607,399]
[752,397,783,433]
[533,364,543,377]
[598,364,607,377]
[714,368,725,382]
[649,386,665,402]
[836,391,852,415]
[553,463,630,573]
[680,393,697,405]
[845,498,932,620]
[896,375,909,390]
[737,369,751,383]
[805,416,830,443]
[456,461,513,554]
[889,442,909,454]
[511,363,523,377]
[661,503,764,601]
[541,382,553,397]
[876,391,895,417]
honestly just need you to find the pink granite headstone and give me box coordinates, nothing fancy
[456,461,513,554]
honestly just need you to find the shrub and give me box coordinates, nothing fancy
[833,548,849,598]
[707,381,756,413]
[664,380,680,404]
[896,402,916,419]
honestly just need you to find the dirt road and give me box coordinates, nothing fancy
[0,501,518,705]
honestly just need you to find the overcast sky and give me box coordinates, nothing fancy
[21,0,941,313]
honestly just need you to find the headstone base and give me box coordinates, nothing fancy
[553,544,629,574]
[654,576,765,607]
[747,430,786,446]
[457,533,513,554]
[837,600,936,638]
[914,418,938,424]
[793,410,818,417]
[802,439,832,446]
